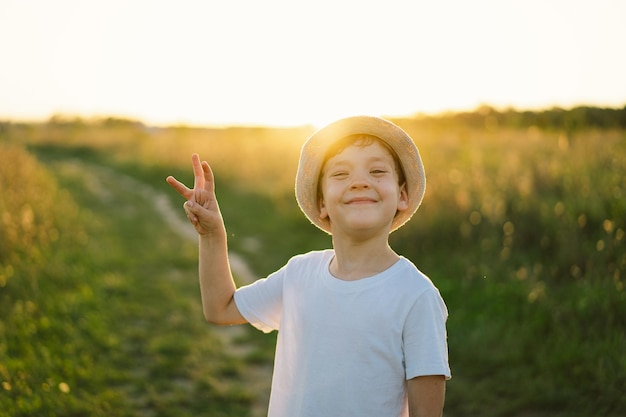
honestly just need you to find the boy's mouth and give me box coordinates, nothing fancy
[345,196,377,205]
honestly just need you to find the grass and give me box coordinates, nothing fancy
[1,115,625,416]
[0,143,257,416]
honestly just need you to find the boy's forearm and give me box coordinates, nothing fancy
[197,230,238,323]
[408,376,446,417]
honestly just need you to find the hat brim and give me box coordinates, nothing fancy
[295,116,426,234]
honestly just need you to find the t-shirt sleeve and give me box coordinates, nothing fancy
[403,287,451,380]
[234,264,286,333]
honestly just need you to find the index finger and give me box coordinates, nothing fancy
[166,175,192,199]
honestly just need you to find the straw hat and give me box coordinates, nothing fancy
[295,115,426,234]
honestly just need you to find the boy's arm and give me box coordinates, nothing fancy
[407,375,446,417]
[166,154,247,325]
[195,218,247,324]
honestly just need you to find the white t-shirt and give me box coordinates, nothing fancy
[234,249,450,417]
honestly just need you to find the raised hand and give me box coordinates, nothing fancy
[166,154,224,236]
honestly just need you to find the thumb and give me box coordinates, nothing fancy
[186,199,210,216]
[186,200,199,212]
[183,200,195,219]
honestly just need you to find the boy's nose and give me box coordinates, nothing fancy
[349,174,370,189]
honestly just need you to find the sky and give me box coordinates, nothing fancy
[1,0,625,127]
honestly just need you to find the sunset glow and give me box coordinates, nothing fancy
[1,0,624,127]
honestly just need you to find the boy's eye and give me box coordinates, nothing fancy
[331,171,349,178]
[371,169,388,175]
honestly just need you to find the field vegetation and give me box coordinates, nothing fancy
[1,106,625,416]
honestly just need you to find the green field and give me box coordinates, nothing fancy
[1,109,625,416]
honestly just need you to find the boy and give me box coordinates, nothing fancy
[166,116,451,417]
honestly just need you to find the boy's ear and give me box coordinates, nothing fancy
[397,183,409,212]
[318,196,329,219]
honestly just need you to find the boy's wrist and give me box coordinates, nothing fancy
[198,227,227,242]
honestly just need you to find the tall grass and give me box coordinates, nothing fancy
[388,125,626,416]
[0,142,257,416]
[0,143,96,415]
[2,116,625,416]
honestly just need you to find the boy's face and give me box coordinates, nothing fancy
[318,141,408,236]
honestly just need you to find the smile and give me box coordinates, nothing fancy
[345,197,377,204]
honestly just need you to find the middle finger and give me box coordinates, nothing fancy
[192,154,205,190]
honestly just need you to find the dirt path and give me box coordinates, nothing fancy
[142,169,272,417]
[78,161,256,284]
[66,160,271,417]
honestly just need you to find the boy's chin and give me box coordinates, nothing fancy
[330,220,393,236]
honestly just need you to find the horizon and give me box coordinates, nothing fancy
[2,102,624,129]
[2,101,625,129]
